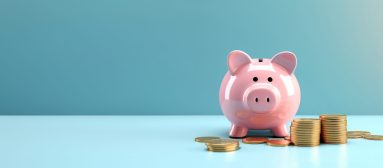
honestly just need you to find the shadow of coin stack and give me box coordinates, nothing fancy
[290,118,321,146]
[320,114,347,144]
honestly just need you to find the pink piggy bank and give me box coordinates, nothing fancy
[219,50,301,138]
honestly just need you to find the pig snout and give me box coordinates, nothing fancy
[243,84,281,113]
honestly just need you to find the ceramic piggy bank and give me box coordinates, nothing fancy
[219,50,301,138]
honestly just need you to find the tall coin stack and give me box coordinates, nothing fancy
[290,118,321,146]
[320,114,347,144]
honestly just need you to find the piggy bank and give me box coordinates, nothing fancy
[219,50,301,138]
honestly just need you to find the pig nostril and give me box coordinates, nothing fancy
[267,98,270,102]
[255,98,258,102]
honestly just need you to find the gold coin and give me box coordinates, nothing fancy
[292,127,320,129]
[321,129,347,132]
[348,131,370,134]
[292,136,320,139]
[321,118,347,121]
[321,124,347,126]
[322,121,347,123]
[292,139,319,142]
[364,135,383,140]
[322,141,347,144]
[321,117,347,119]
[292,123,321,126]
[320,114,347,117]
[292,133,320,137]
[207,144,239,148]
[207,148,239,151]
[347,131,370,137]
[293,143,319,146]
[347,135,363,139]
[293,139,320,142]
[293,118,320,121]
[321,120,347,123]
[206,144,239,148]
[207,146,239,150]
[207,149,239,152]
[322,123,347,125]
[322,130,347,133]
[322,140,347,143]
[207,146,239,149]
[291,129,320,132]
[322,137,347,140]
[322,132,347,135]
[292,134,321,137]
[291,131,321,134]
[292,122,321,125]
[323,140,347,142]
[293,141,320,144]
[292,121,320,124]
[291,126,321,129]
[321,119,347,121]
[207,147,239,152]
[322,136,347,140]
[293,119,320,123]
[322,134,347,136]
[291,129,321,132]
[205,138,238,145]
[292,139,320,143]
[195,136,220,143]
[291,134,320,137]
[294,144,320,147]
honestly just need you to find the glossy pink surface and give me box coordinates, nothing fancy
[219,50,301,137]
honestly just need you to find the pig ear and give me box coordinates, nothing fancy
[227,50,252,75]
[271,51,297,74]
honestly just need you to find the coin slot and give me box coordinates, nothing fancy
[267,98,270,102]
[255,98,258,102]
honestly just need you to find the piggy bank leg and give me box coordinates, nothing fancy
[272,125,288,137]
[229,125,248,138]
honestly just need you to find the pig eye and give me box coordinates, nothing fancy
[268,77,273,82]
[253,77,258,82]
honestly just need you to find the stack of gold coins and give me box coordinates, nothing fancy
[320,114,347,144]
[205,139,239,152]
[290,118,321,146]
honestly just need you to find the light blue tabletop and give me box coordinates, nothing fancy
[0,115,382,168]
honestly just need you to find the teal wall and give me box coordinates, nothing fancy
[1,0,383,115]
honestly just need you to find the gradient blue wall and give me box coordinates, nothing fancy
[1,0,383,115]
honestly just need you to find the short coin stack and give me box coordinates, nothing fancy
[320,114,347,144]
[205,139,240,152]
[364,135,383,140]
[347,131,370,139]
[290,118,321,146]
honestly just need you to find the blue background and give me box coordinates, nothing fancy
[1,0,383,115]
